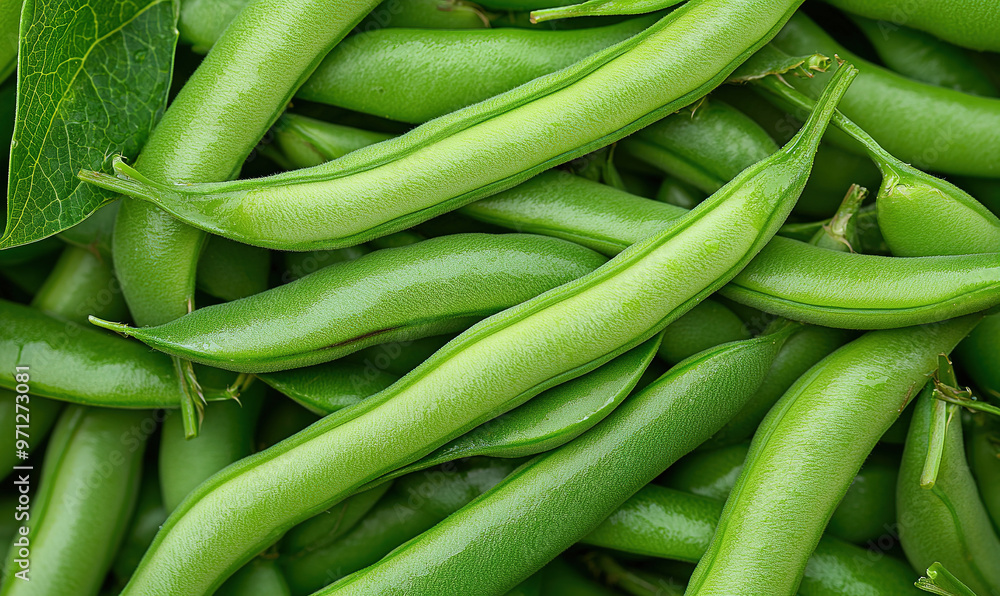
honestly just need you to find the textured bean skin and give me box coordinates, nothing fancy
[584,485,921,596]
[897,389,1000,595]
[273,115,393,169]
[118,63,846,596]
[773,13,1000,176]
[85,0,806,251]
[852,17,998,97]
[685,317,980,596]
[280,458,520,595]
[824,0,1000,52]
[321,330,790,595]
[620,99,777,194]
[297,18,655,123]
[0,406,148,596]
[94,234,606,372]
[196,235,271,302]
[0,300,185,408]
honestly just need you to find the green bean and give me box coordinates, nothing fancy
[967,412,1000,531]
[851,17,998,97]
[685,316,980,595]
[320,326,795,595]
[196,235,271,302]
[809,183,865,253]
[655,178,705,209]
[619,99,777,195]
[823,0,1000,52]
[280,245,370,283]
[272,115,393,169]
[298,17,656,124]
[279,483,393,559]
[0,300,246,409]
[718,240,1000,329]
[280,458,521,595]
[584,485,921,595]
[897,386,1000,595]
[657,299,749,365]
[93,234,606,373]
[344,335,453,377]
[117,58,851,596]
[0,406,149,596]
[255,397,321,449]
[772,12,1000,176]
[663,442,750,501]
[530,0,683,22]
[83,0,810,251]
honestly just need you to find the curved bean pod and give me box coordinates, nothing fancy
[897,387,1000,595]
[657,299,749,365]
[93,234,607,373]
[584,485,921,596]
[83,0,807,251]
[196,235,271,302]
[272,114,393,170]
[216,559,292,596]
[823,0,1000,52]
[685,317,980,595]
[851,17,998,97]
[772,12,1000,176]
[298,17,656,123]
[111,469,167,585]
[319,327,794,595]
[619,99,777,194]
[118,62,851,596]
[0,406,149,596]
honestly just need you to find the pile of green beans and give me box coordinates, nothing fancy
[3,0,1000,594]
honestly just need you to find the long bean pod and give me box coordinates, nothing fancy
[92,234,606,373]
[83,0,809,251]
[116,57,852,596]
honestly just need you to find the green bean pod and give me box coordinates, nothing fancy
[967,413,1000,531]
[897,388,1000,595]
[280,458,521,595]
[823,0,1000,52]
[111,469,167,585]
[216,559,291,596]
[719,240,1000,329]
[320,327,794,595]
[851,17,998,97]
[83,0,808,251]
[0,300,193,408]
[117,58,851,596]
[772,12,1000,176]
[584,485,921,596]
[93,234,607,373]
[618,99,777,194]
[297,17,656,124]
[685,317,980,595]
[0,406,149,596]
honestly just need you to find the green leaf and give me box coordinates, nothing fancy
[1,0,178,249]
[0,1,21,83]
